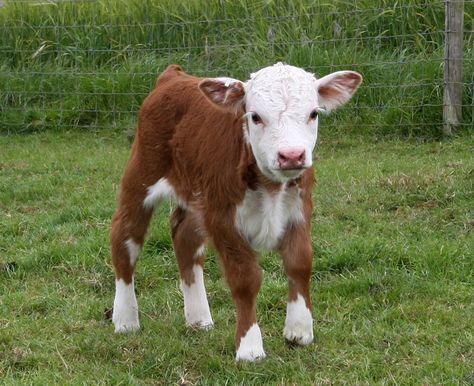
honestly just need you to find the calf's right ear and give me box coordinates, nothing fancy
[199,77,246,111]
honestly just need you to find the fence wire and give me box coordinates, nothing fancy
[0,0,473,136]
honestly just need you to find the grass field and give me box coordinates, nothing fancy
[1,0,473,383]
[1,130,473,384]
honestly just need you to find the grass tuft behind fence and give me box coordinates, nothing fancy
[0,0,473,137]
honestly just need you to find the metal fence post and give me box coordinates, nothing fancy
[443,0,464,136]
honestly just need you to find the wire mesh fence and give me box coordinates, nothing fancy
[0,0,472,137]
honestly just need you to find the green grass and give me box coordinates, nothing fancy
[1,130,473,384]
[0,0,473,137]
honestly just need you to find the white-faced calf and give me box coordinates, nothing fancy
[110,63,362,361]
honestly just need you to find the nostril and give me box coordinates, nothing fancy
[298,151,305,163]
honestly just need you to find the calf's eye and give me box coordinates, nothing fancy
[309,109,318,120]
[251,112,262,125]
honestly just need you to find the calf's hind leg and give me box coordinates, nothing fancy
[110,185,154,333]
[171,207,213,329]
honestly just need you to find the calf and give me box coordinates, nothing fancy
[110,63,362,361]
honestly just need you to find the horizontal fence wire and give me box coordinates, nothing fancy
[1,31,459,53]
[0,0,473,136]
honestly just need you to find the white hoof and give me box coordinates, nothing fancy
[283,324,313,345]
[113,308,140,333]
[113,278,140,333]
[184,304,214,331]
[181,265,214,331]
[283,294,313,345]
[236,324,266,362]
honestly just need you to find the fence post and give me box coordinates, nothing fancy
[443,0,464,136]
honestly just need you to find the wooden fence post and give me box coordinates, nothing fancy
[443,0,464,136]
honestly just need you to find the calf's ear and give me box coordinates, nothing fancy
[199,77,246,111]
[316,71,362,112]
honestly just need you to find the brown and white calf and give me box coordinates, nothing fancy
[110,63,362,361]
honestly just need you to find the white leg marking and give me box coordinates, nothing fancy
[180,264,213,329]
[143,177,175,209]
[235,323,266,361]
[194,244,206,258]
[283,293,313,345]
[112,278,140,333]
[125,238,141,267]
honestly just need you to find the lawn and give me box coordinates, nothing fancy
[0,130,473,385]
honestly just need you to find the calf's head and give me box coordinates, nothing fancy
[199,63,362,183]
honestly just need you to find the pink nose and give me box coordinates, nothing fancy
[278,148,305,169]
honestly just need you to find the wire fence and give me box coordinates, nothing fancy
[0,0,472,137]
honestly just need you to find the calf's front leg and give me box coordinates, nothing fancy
[208,219,265,361]
[225,254,264,361]
[279,223,314,345]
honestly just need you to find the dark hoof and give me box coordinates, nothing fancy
[104,307,113,321]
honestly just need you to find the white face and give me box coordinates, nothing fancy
[199,63,362,184]
[244,64,321,183]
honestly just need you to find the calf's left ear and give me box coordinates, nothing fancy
[316,71,362,112]
[199,77,246,111]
